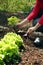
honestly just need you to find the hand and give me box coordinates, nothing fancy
[16,18,28,28]
[16,23,22,28]
[26,26,36,34]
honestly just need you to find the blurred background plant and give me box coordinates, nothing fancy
[0,0,35,13]
[7,16,20,26]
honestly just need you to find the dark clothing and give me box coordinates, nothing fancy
[32,19,43,32]
[32,9,43,32]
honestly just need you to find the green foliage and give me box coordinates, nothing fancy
[0,0,35,13]
[7,16,20,26]
[0,54,5,65]
[0,32,23,64]
[2,32,23,47]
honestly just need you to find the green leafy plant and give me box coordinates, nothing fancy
[0,54,5,65]
[2,32,23,47]
[0,32,23,64]
[7,16,20,26]
[0,0,35,13]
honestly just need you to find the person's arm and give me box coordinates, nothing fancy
[27,0,40,21]
[26,14,43,34]
[16,18,30,28]
[34,22,41,30]
[26,22,41,34]
[17,0,40,28]
[19,18,28,26]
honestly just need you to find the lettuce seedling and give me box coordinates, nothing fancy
[7,16,20,26]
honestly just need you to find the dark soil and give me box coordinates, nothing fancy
[0,11,43,65]
[18,38,43,65]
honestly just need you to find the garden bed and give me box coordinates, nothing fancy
[0,12,43,65]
